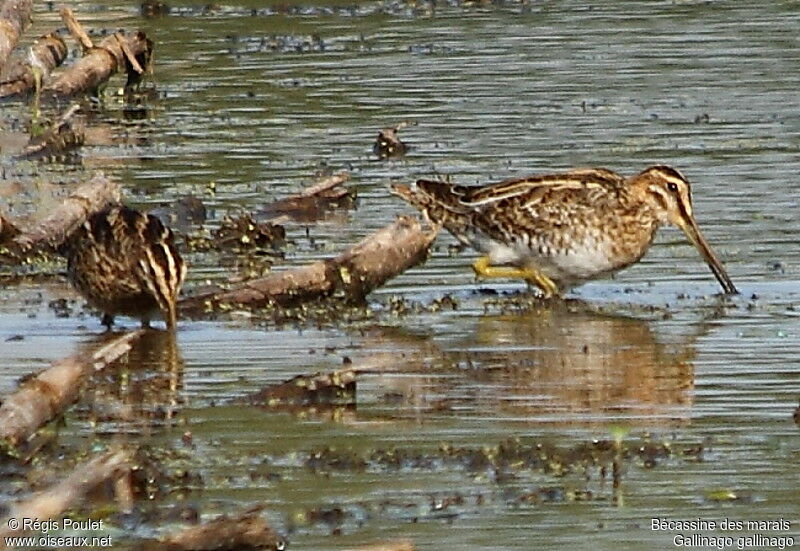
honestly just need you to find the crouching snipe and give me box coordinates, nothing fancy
[61,206,187,330]
[392,165,736,297]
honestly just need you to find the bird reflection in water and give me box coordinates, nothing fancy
[453,305,696,426]
[84,329,184,428]
[366,304,700,428]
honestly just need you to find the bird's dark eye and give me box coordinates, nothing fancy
[667,182,679,192]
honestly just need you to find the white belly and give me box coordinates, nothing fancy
[470,233,620,287]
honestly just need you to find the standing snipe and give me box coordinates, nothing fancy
[60,206,187,330]
[392,165,736,297]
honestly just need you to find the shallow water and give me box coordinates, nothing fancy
[1,0,799,549]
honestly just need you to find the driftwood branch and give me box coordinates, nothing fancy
[180,215,436,313]
[60,6,93,52]
[47,9,152,98]
[0,0,33,69]
[115,32,144,74]
[133,506,284,551]
[0,448,132,546]
[261,172,352,223]
[0,330,145,447]
[0,31,68,98]
[294,172,349,199]
[4,173,121,255]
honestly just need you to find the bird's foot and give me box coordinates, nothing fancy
[101,313,115,332]
[522,270,561,299]
[472,256,561,298]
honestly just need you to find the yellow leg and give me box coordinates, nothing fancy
[472,256,561,298]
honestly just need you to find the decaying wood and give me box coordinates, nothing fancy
[0,0,33,69]
[59,6,144,77]
[114,471,136,514]
[0,330,145,447]
[243,369,356,408]
[133,506,284,551]
[346,542,416,551]
[294,172,350,199]
[60,6,93,52]
[115,32,144,74]
[180,215,437,312]
[5,173,120,254]
[0,448,131,546]
[261,172,353,223]
[0,32,68,98]
[15,103,84,160]
[47,9,152,98]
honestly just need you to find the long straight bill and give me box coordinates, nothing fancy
[679,218,738,295]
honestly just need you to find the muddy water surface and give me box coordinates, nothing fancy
[1,0,799,549]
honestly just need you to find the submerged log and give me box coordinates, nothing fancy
[243,369,356,408]
[0,330,145,448]
[0,448,131,545]
[213,212,285,252]
[0,31,68,98]
[133,506,284,551]
[0,0,33,69]
[15,103,85,160]
[180,215,437,312]
[3,173,120,255]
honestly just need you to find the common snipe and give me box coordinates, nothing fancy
[392,165,736,297]
[61,206,187,329]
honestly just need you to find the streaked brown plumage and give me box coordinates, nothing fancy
[392,165,737,297]
[61,205,187,330]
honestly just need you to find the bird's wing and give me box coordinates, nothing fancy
[465,168,627,244]
[458,168,625,208]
